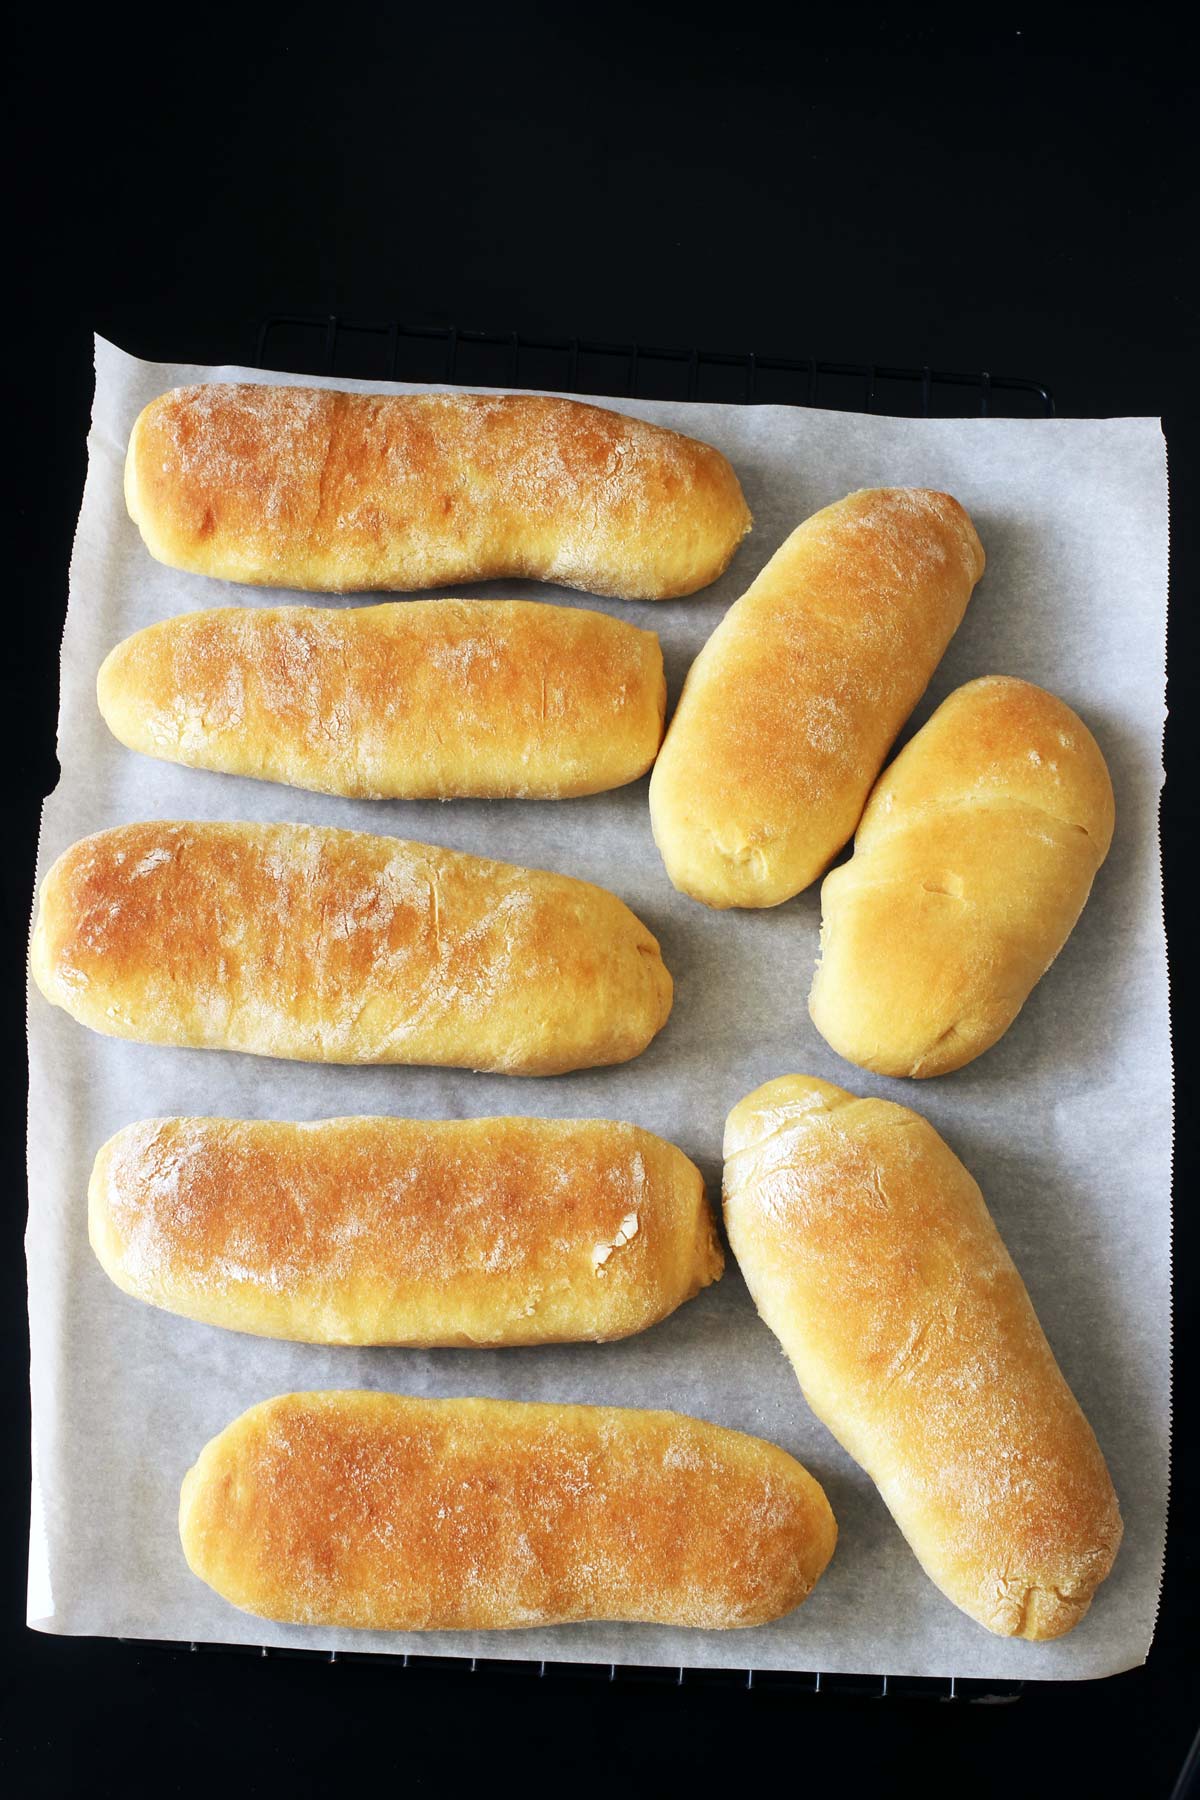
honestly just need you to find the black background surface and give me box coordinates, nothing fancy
[5,13,1197,1795]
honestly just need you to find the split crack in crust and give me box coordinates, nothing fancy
[809,678,1115,1077]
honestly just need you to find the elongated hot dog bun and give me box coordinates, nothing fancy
[97,600,666,800]
[649,489,984,907]
[125,385,752,600]
[723,1075,1122,1640]
[90,1114,722,1345]
[30,821,672,1074]
[180,1391,837,1630]
[809,677,1115,1076]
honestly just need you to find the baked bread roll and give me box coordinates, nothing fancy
[180,1391,837,1630]
[723,1075,1122,1640]
[97,600,666,800]
[649,489,985,908]
[90,1114,722,1345]
[31,821,672,1075]
[125,384,752,600]
[809,676,1115,1077]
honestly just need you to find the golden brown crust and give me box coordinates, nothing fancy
[97,600,667,800]
[30,821,672,1075]
[723,1075,1122,1640]
[125,385,752,600]
[179,1391,837,1630]
[649,489,985,907]
[90,1115,722,1346]
[809,677,1115,1076]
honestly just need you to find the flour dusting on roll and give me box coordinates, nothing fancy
[31,821,672,1074]
[125,384,752,600]
[90,1114,722,1346]
[180,1391,837,1631]
[649,488,984,908]
[98,600,667,800]
[723,1074,1122,1640]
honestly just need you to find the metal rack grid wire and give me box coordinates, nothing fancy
[181,313,1042,1702]
[254,315,1054,418]
[113,1639,1024,1704]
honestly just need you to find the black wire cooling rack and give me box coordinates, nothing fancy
[114,1637,1023,1703]
[149,315,1043,1703]
[254,315,1055,419]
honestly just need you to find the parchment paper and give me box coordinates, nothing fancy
[25,336,1171,1680]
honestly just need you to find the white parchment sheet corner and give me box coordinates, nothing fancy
[25,337,1171,1680]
